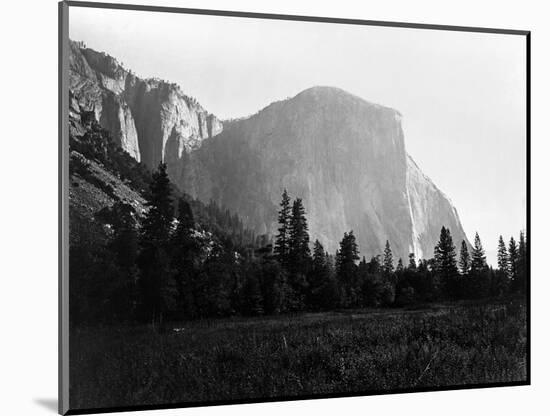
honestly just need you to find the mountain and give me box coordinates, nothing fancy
[68,40,223,168]
[179,87,470,260]
[68,42,470,261]
[68,109,258,257]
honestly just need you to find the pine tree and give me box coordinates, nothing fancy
[308,240,338,310]
[175,198,194,230]
[469,232,489,298]
[396,258,404,273]
[309,239,327,300]
[358,255,383,307]
[312,240,326,271]
[434,227,458,298]
[470,232,487,274]
[325,251,334,273]
[141,163,174,245]
[336,231,360,306]
[258,259,289,315]
[383,240,394,275]
[459,240,470,275]
[137,162,175,326]
[497,236,509,276]
[519,231,527,262]
[109,201,139,319]
[287,198,311,275]
[285,198,311,308]
[274,190,291,266]
[367,255,382,274]
[110,202,139,271]
[408,252,417,270]
[516,231,527,293]
[508,236,519,288]
[171,198,199,318]
[336,232,360,276]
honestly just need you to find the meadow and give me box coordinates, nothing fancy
[69,299,527,410]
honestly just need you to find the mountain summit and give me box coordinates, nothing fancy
[68,41,470,260]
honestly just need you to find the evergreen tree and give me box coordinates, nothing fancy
[110,202,139,272]
[287,198,311,275]
[194,252,234,318]
[415,259,436,302]
[258,259,290,315]
[497,236,509,276]
[274,190,291,266]
[312,240,326,271]
[137,162,175,326]
[469,232,489,298]
[383,240,394,275]
[458,240,470,275]
[336,232,360,279]
[396,258,404,273]
[487,236,508,297]
[308,240,339,310]
[336,231,360,306]
[456,240,470,297]
[434,227,458,298]
[508,236,519,289]
[367,255,382,275]
[285,198,311,308]
[171,198,199,318]
[515,231,528,293]
[308,240,328,301]
[358,256,381,307]
[108,201,139,320]
[141,163,174,245]
[408,252,417,270]
[470,232,487,274]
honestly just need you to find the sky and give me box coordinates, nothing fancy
[69,6,527,265]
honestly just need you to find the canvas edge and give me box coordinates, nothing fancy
[64,0,530,35]
[63,381,531,415]
[525,31,531,386]
[59,1,70,415]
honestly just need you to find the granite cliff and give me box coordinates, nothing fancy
[69,40,222,167]
[180,87,470,260]
[69,42,470,260]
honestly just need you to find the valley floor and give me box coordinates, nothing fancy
[69,299,527,411]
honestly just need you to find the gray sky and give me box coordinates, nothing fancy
[69,6,527,265]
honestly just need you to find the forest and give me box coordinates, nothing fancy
[69,119,528,327]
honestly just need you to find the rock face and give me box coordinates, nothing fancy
[68,40,223,166]
[406,155,468,260]
[179,87,470,260]
[69,41,470,260]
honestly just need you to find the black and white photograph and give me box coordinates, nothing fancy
[60,2,529,414]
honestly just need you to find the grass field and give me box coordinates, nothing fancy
[69,299,527,410]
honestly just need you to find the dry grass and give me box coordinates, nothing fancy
[69,299,527,410]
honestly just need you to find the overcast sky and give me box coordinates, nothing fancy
[69,6,527,265]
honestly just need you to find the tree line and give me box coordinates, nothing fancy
[70,161,528,326]
[269,190,527,311]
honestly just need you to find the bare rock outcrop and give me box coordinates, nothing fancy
[69,40,222,166]
[179,87,470,260]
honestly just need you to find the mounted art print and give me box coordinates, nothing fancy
[59,1,530,414]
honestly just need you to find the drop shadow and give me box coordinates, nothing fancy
[34,398,58,413]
